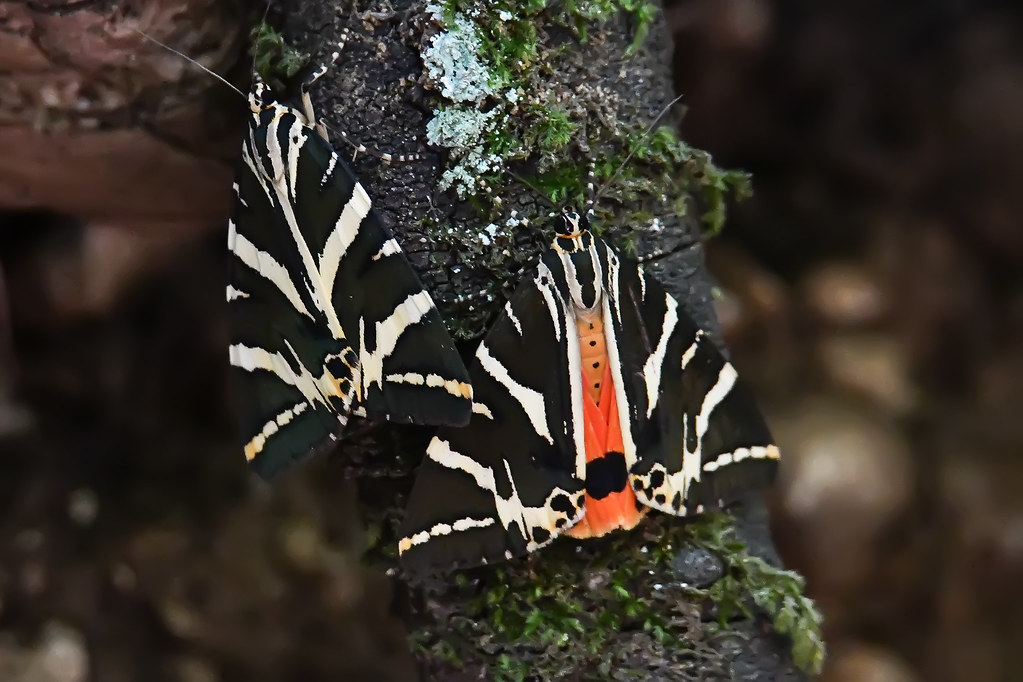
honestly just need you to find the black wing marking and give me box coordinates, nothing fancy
[397,261,587,573]
[227,85,471,478]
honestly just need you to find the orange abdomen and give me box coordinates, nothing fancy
[565,312,646,539]
[578,314,608,403]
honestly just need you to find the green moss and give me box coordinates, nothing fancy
[630,126,754,236]
[397,512,823,680]
[620,0,660,53]
[249,23,308,86]
[545,0,658,52]
[691,515,827,676]
[524,105,576,152]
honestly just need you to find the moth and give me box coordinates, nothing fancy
[397,209,779,571]
[227,51,473,478]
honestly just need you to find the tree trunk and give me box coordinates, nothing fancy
[279,1,803,679]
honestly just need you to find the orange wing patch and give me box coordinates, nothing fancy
[565,313,646,539]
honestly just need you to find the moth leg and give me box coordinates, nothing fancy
[298,30,419,165]
[300,35,347,140]
[339,130,367,163]
[583,157,597,218]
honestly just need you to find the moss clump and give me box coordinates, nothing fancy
[249,23,308,87]
[545,0,659,52]
[400,512,823,681]
[690,514,827,676]
[421,0,737,217]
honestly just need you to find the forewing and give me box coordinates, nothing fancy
[227,122,355,478]
[398,266,586,573]
[288,133,472,427]
[227,99,470,478]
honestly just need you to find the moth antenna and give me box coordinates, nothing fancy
[133,27,246,100]
[592,93,685,204]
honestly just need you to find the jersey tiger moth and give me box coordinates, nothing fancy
[227,50,473,478]
[397,209,779,571]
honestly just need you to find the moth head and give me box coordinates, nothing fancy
[556,209,589,238]
[249,79,269,114]
[248,77,285,115]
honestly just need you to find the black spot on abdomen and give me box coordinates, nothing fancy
[585,451,628,500]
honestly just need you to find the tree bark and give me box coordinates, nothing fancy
[278,1,802,679]
[0,0,243,228]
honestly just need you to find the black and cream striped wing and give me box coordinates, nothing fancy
[228,96,471,478]
[397,263,586,572]
[608,254,780,515]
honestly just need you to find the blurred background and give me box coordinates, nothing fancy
[1,0,1022,680]
[670,1,1023,680]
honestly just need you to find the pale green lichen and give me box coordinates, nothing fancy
[421,8,514,196]
[422,13,497,104]
[426,107,504,196]
[419,3,539,198]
